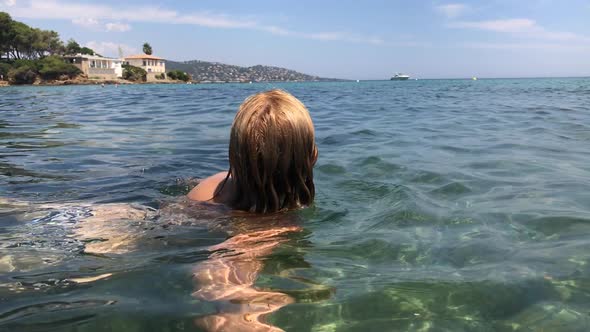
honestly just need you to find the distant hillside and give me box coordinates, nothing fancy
[166,60,341,83]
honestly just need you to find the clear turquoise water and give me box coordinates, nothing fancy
[2,79,590,331]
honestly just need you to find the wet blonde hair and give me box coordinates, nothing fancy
[224,89,317,213]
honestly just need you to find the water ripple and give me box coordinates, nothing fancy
[2,79,590,330]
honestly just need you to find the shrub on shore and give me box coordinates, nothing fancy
[8,65,37,84]
[0,62,12,78]
[38,55,81,79]
[2,56,82,84]
[167,70,191,82]
[122,64,146,82]
[5,59,38,84]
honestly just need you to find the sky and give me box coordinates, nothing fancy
[1,0,590,79]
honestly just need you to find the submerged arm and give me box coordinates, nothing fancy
[192,224,299,331]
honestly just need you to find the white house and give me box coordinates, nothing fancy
[124,54,166,81]
[64,54,121,79]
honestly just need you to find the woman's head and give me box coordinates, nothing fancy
[227,89,317,213]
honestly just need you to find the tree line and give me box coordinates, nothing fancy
[0,12,95,60]
[0,12,97,83]
[0,12,191,84]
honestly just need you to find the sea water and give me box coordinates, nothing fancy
[1,79,590,331]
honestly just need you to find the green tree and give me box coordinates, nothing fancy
[80,47,95,55]
[142,42,152,55]
[0,13,63,60]
[0,13,107,83]
[65,39,81,55]
[0,12,14,60]
[31,29,63,58]
[10,21,34,59]
[167,70,191,82]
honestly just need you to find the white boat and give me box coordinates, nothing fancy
[390,73,410,81]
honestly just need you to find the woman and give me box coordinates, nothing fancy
[188,89,318,331]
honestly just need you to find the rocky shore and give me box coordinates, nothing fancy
[0,77,188,87]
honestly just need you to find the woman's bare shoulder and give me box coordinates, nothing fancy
[187,172,229,202]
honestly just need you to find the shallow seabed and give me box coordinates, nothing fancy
[2,79,590,331]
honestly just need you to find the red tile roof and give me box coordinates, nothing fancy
[124,54,164,60]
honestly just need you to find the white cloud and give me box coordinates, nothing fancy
[463,42,590,51]
[173,12,256,28]
[450,18,536,33]
[308,32,384,44]
[3,0,16,6]
[261,25,291,36]
[105,22,131,32]
[72,17,101,29]
[2,0,383,45]
[72,18,131,32]
[436,3,467,18]
[85,41,137,58]
[306,32,345,41]
[258,27,383,44]
[449,18,590,42]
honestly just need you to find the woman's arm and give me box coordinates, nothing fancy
[192,224,299,331]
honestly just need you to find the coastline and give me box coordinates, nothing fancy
[0,78,190,87]
[4,77,587,88]
[0,78,348,87]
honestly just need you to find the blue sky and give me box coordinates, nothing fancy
[2,0,590,79]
